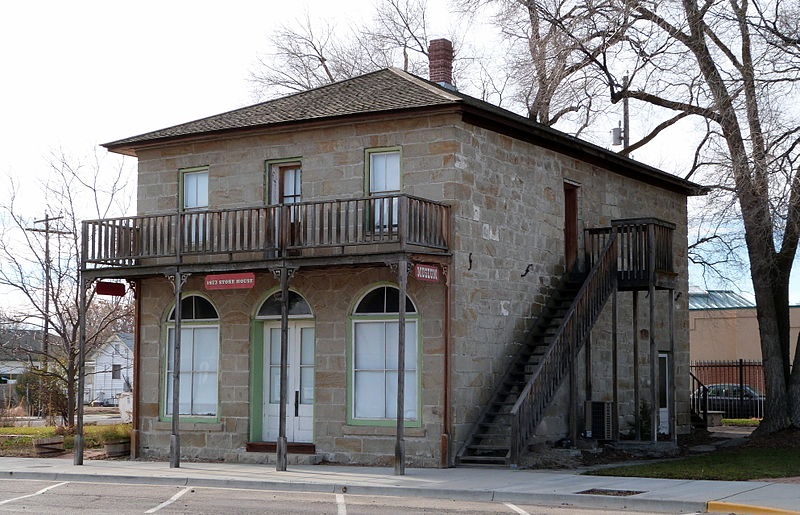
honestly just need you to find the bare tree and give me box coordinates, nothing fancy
[249,0,466,99]
[543,0,800,431]
[455,0,625,135]
[0,151,134,426]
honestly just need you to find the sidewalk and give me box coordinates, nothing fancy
[1,456,798,514]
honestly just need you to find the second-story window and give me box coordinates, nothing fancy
[367,149,401,228]
[182,168,208,210]
[368,149,400,196]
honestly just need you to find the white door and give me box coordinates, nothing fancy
[263,321,315,442]
[658,353,669,435]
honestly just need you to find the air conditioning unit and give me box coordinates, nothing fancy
[584,401,614,440]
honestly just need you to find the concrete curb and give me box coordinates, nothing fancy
[707,501,800,515]
[0,470,706,513]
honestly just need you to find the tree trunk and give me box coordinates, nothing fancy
[750,254,792,433]
[66,361,76,428]
[789,333,800,426]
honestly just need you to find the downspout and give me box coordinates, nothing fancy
[131,279,141,458]
[441,265,451,467]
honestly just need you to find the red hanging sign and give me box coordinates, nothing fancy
[95,281,126,297]
[205,272,256,290]
[413,264,440,283]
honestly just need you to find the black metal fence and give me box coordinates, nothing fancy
[690,360,765,419]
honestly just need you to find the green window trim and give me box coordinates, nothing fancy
[364,147,402,196]
[346,281,423,428]
[249,287,315,442]
[249,320,264,441]
[158,292,221,424]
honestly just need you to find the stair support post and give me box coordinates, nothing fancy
[612,289,619,441]
[633,291,640,440]
[669,289,677,445]
[648,224,657,444]
[569,319,577,445]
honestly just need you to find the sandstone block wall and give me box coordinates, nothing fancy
[444,123,690,451]
[137,267,446,466]
[133,108,691,465]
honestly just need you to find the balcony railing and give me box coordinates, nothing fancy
[82,194,450,268]
[584,217,676,290]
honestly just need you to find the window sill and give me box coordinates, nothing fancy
[342,425,426,438]
[153,421,224,432]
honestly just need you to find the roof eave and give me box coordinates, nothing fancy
[102,104,463,158]
[459,105,704,197]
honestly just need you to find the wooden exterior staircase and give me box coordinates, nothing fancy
[456,231,619,466]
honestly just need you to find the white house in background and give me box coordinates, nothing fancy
[0,328,43,385]
[86,333,133,406]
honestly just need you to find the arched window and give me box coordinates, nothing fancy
[256,291,312,318]
[165,295,219,417]
[351,286,418,422]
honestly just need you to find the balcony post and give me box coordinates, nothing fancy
[399,196,407,249]
[74,275,90,465]
[395,257,408,476]
[274,266,295,471]
[169,271,188,468]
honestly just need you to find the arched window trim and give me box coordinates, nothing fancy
[167,294,219,322]
[163,294,220,419]
[348,285,422,427]
[352,285,417,315]
[255,289,314,320]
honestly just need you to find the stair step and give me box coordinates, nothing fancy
[474,433,509,439]
[458,455,508,464]
[467,444,509,451]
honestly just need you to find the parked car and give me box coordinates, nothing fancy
[693,383,764,419]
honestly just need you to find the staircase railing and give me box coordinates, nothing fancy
[689,371,709,427]
[509,231,618,464]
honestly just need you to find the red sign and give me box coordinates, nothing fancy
[95,281,126,297]
[413,264,440,283]
[205,273,256,290]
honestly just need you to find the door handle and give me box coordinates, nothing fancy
[294,390,299,417]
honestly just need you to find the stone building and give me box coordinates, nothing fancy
[80,41,701,468]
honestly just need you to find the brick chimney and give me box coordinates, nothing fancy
[428,38,454,89]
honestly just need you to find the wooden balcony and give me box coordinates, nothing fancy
[81,194,450,277]
[584,218,677,291]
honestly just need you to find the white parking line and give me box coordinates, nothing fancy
[0,481,69,506]
[336,493,347,515]
[503,502,530,515]
[144,486,191,513]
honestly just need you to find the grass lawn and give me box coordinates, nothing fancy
[722,418,761,427]
[0,424,131,453]
[586,447,800,481]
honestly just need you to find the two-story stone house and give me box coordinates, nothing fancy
[77,40,701,469]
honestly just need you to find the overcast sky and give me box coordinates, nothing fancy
[0,0,796,304]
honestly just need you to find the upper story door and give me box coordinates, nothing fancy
[278,164,302,205]
[563,183,579,272]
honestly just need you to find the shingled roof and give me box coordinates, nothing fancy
[103,68,703,195]
[105,69,458,149]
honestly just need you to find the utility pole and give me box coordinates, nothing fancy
[611,74,631,151]
[26,213,70,421]
[622,74,630,150]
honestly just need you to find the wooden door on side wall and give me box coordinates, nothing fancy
[564,183,579,271]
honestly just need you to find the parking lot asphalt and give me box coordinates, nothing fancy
[0,479,684,514]
[0,457,798,514]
